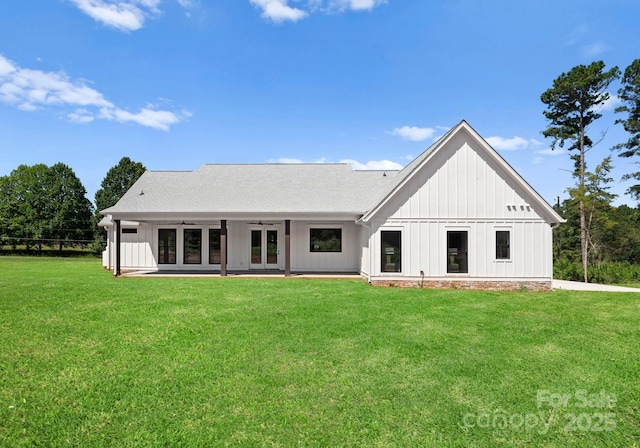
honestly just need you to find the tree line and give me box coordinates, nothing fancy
[542,58,640,282]
[0,157,145,254]
[1,59,639,281]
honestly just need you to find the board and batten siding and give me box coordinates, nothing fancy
[369,219,552,279]
[289,221,361,272]
[104,220,362,272]
[104,223,153,270]
[384,134,541,220]
[368,133,554,280]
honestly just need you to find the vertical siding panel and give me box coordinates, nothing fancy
[419,222,428,275]
[459,148,467,218]
[477,152,485,218]
[476,222,485,277]
[525,223,532,278]
[438,161,448,217]
[536,222,545,277]
[410,221,420,276]
[545,224,553,278]
[519,222,527,277]
[468,146,477,218]
[487,164,496,217]
[429,166,438,217]
[447,152,456,218]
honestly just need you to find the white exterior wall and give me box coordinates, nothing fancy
[369,219,552,280]
[367,134,554,281]
[289,221,361,272]
[102,219,363,273]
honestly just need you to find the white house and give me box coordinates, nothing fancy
[99,120,564,290]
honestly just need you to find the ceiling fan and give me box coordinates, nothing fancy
[165,220,196,225]
[247,221,275,226]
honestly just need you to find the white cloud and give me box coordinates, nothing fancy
[68,108,96,123]
[340,159,403,170]
[583,42,607,57]
[272,157,304,163]
[592,93,621,113]
[270,157,403,171]
[69,0,161,31]
[177,0,194,7]
[328,0,387,11]
[0,54,186,130]
[99,106,185,130]
[249,0,308,23]
[390,126,436,142]
[535,148,565,156]
[0,57,16,76]
[485,135,543,151]
[250,0,386,22]
[270,157,328,164]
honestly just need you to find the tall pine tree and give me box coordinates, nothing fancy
[541,61,620,282]
[614,58,640,202]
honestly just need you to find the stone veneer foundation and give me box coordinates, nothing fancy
[370,279,552,292]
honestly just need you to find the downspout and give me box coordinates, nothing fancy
[114,219,121,277]
[360,220,372,283]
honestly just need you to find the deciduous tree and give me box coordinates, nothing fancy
[92,157,146,253]
[95,157,147,213]
[0,164,93,251]
[47,163,94,252]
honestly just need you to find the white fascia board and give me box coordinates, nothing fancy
[107,211,364,222]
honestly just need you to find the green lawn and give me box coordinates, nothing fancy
[1,258,638,447]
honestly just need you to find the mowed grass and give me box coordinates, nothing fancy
[1,258,639,447]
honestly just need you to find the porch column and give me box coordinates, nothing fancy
[220,219,227,277]
[285,219,291,277]
[114,219,121,277]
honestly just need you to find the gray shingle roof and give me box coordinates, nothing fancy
[101,163,398,216]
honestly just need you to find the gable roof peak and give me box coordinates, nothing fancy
[359,119,564,224]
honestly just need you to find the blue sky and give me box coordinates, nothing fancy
[1,0,639,207]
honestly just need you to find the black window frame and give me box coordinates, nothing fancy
[381,230,402,273]
[183,228,202,265]
[310,228,342,253]
[209,228,223,265]
[447,231,468,274]
[158,228,177,265]
[496,230,510,260]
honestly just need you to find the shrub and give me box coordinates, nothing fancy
[554,260,640,284]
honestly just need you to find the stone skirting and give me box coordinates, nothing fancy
[370,279,552,291]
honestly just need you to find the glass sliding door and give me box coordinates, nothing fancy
[447,231,468,273]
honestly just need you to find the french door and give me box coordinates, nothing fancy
[250,228,279,270]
